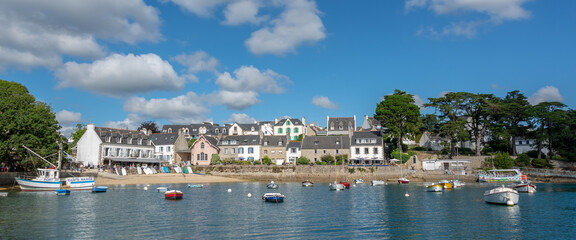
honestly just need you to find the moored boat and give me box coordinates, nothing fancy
[426,183,443,192]
[302,180,314,187]
[188,184,204,188]
[354,179,365,184]
[267,181,279,189]
[451,179,464,188]
[513,181,536,193]
[478,169,525,183]
[398,177,410,184]
[91,186,108,192]
[156,187,169,192]
[371,180,386,186]
[439,180,453,189]
[483,186,519,205]
[329,181,345,191]
[262,193,286,202]
[15,168,62,191]
[164,190,184,200]
[340,181,350,189]
[56,189,71,195]
[66,177,95,190]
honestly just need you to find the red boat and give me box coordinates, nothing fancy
[164,190,183,200]
[340,181,351,189]
[398,177,410,184]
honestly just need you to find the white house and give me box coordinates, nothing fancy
[76,124,156,167]
[350,131,385,165]
[286,141,302,164]
[274,118,306,141]
[237,135,261,161]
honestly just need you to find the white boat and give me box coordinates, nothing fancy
[302,180,314,187]
[15,168,62,191]
[329,181,345,191]
[262,193,286,202]
[156,187,169,192]
[65,177,95,190]
[451,179,465,188]
[354,179,365,184]
[513,181,536,193]
[371,180,386,186]
[267,181,279,189]
[478,169,525,183]
[483,186,519,205]
[426,183,443,192]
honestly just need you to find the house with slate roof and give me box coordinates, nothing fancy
[301,136,350,163]
[228,122,260,135]
[326,116,356,135]
[162,124,191,138]
[359,115,382,131]
[274,117,306,141]
[190,135,220,165]
[218,135,239,161]
[151,133,188,165]
[286,141,302,164]
[76,124,156,167]
[261,136,288,165]
[350,131,385,165]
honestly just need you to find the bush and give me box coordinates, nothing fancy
[296,157,310,165]
[262,156,272,165]
[391,149,410,163]
[532,158,552,168]
[493,152,514,169]
[412,146,427,151]
[321,155,335,164]
[515,154,531,167]
[348,168,356,174]
[526,150,545,158]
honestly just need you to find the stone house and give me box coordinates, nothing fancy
[326,116,356,136]
[261,136,288,165]
[301,136,350,163]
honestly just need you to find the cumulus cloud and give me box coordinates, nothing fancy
[174,51,219,73]
[0,0,161,70]
[124,92,211,124]
[312,96,338,109]
[245,0,326,55]
[225,113,257,124]
[56,53,185,97]
[222,0,266,25]
[168,0,229,17]
[528,86,564,105]
[216,90,261,110]
[104,113,145,130]
[406,0,531,38]
[216,65,287,93]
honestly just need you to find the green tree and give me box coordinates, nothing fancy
[321,154,335,164]
[0,80,63,169]
[297,156,310,165]
[210,154,220,164]
[459,93,496,156]
[374,89,421,153]
[262,156,272,165]
[425,92,470,158]
[492,152,514,169]
[137,121,160,133]
[530,102,567,158]
[390,149,410,163]
[550,109,576,161]
[296,134,303,141]
[494,91,532,156]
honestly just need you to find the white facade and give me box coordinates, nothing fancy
[75,124,103,167]
[238,144,261,161]
[155,145,174,164]
[286,145,301,164]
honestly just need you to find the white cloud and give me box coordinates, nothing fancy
[0,0,161,70]
[56,53,185,97]
[312,96,338,109]
[222,0,266,25]
[104,113,145,130]
[216,90,260,110]
[168,0,229,17]
[412,95,426,108]
[216,65,287,93]
[225,113,257,124]
[528,86,564,105]
[56,110,82,124]
[407,0,531,38]
[174,51,219,73]
[245,0,326,55]
[124,92,211,124]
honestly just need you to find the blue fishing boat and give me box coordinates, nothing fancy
[188,184,203,188]
[91,186,108,193]
[56,189,70,195]
[262,193,285,202]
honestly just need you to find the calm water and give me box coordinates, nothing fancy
[1,182,576,239]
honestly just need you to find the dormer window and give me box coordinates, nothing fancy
[128,138,133,144]
[264,141,268,146]
[339,122,344,130]
[286,121,291,126]
[215,129,219,134]
[314,141,319,146]
[251,127,255,131]
[223,129,227,133]
[168,128,172,133]
[117,137,122,143]
[278,141,283,146]
[106,136,111,142]
[138,139,143,145]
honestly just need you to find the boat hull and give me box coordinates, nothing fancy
[484,187,519,205]
[15,178,62,191]
[66,177,95,190]
[302,181,314,187]
[267,184,278,189]
[329,182,345,191]
[371,180,386,186]
[514,184,536,193]
[398,178,410,184]
[164,190,183,200]
[56,189,71,195]
[91,186,108,192]
[262,193,285,202]
[478,169,524,183]
[426,184,443,192]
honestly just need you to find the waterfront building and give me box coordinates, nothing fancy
[190,135,219,165]
[151,133,188,165]
[286,141,302,165]
[228,122,260,135]
[326,116,356,136]
[273,118,306,141]
[349,131,385,165]
[261,136,288,165]
[301,136,350,163]
[218,135,261,162]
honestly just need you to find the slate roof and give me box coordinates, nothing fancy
[351,131,383,146]
[287,141,302,149]
[161,125,188,133]
[151,133,178,145]
[301,136,350,149]
[275,118,303,126]
[261,136,288,147]
[220,135,261,146]
[327,117,355,131]
[95,127,151,146]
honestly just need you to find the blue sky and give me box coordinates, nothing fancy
[1,0,575,137]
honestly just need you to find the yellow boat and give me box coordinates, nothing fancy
[439,180,453,189]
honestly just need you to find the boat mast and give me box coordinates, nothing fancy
[22,145,59,169]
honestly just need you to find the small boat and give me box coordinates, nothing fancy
[426,183,443,192]
[513,181,536,193]
[56,189,71,195]
[0,192,8,197]
[302,180,314,187]
[439,180,453,189]
[188,184,204,188]
[354,179,365,184]
[478,169,525,183]
[451,179,464,188]
[65,177,95,190]
[483,186,519,205]
[156,187,169,192]
[262,193,286,202]
[267,181,279,189]
[91,186,108,193]
[371,180,386,186]
[164,190,184,200]
[329,181,345,191]
[340,181,351,189]
[398,177,410,184]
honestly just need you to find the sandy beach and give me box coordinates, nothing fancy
[94,172,247,186]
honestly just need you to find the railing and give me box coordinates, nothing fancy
[520,167,576,179]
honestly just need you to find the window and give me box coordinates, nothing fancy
[526,140,530,144]
[239,148,244,154]
[201,143,205,149]
[224,148,228,154]
[278,128,283,134]
[231,148,235,154]
[314,149,317,154]
[248,147,254,154]
[264,150,268,154]
[374,148,378,154]
[323,150,326,154]
[294,128,299,133]
[339,122,344,130]
[278,141,283,146]
[184,128,189,134]
[160,146,164,152]
[356,148,360,154]
[314,141,319,146]
[365,148,369,154]
[271,150,275,154]
[128,138,133,144]
[168,128,172,133]
[336,149,339,154]
[519,141,523,145]
[167,146,171,152]
[117,137,122,143]
[279,150,283,154]
[264,141,268,146]
[287,128,291,133]
[215,129,219,134]
[291,148,297,153]
[286,121,291,126]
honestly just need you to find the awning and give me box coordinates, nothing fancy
[104,157,168,163]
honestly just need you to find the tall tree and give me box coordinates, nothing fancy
[0,80,62,168]
[425,92,470,158]
[551,110,576,161]
[499,91,532,156]
[530,102,567,158]
[137,121,160,133]
[459,93,496,156]
[374,89,421,153]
